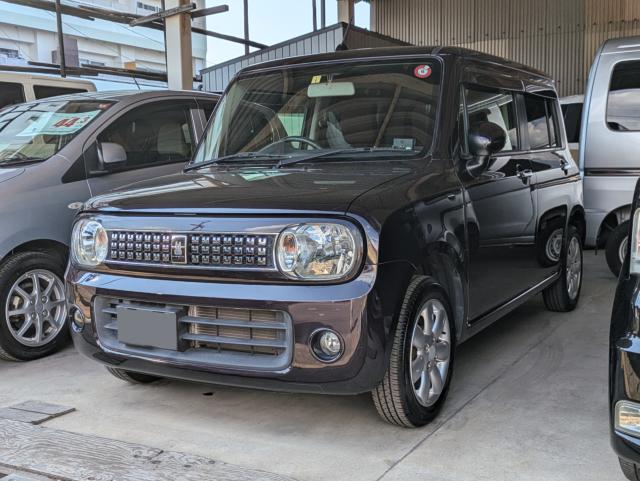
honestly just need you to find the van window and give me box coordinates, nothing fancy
[608,61,640,131]
[0,82,25,110]
[524,94,559,150]
[562,102,582,143]
[96,101,195,171]
[34,85,88,100]
[464,86,518,152]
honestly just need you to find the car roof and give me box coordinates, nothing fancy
[601,36,640,54]
[239,45,551,80]
[18,89,219,105]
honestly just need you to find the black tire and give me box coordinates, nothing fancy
[106,367,161,384]
[372,279,455,427]
[0,251,69,362]
[543,225,583,312]
[606,221,630,278]
[619,457,640,481]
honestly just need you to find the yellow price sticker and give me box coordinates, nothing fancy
[310,75,322,84]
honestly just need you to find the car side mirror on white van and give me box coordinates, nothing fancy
[98,142,127,167]
[465,121,506,177]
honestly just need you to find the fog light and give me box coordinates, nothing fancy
[616,401,640,437]
[71,307,85,332]
[311,329,343,363]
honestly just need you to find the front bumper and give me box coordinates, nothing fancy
[66,264,387,395]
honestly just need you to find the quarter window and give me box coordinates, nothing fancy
[561,102,582,143]
[97,101,194,171]
[523,94,559,150]
[608,61,640,131]
[464,86,519,153]
[0,82,25,110]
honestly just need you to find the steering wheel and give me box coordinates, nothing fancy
[260,136,322,154]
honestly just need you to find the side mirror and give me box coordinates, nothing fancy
[98,142,127,168]
[466,121,507,177]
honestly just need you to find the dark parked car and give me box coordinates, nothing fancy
[67,47,584,426]
[0,90,218,361]
[609,178,640,479]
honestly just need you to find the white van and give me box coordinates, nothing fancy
[580,36,640,276]
[0,71,96,110]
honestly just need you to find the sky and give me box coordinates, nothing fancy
[203,0,370,67]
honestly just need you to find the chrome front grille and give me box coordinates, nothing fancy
[94,297,292,371]
[106,231,275,269]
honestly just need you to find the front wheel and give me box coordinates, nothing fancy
[543,225,583,312]
[373,280,455,427]
[619,457,640,481]
[0,251,69,361]
[606,221,629,278]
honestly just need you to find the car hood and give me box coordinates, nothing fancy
[0,167,25,185]
[85,162,412,215]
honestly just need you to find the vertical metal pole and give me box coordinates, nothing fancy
[312,0,317,31]
[54,0,66,77]
[320,0,325,28]
[243,0,249,55]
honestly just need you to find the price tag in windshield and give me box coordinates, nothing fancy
[17,111,101,137]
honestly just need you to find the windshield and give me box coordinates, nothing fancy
[0,100,112,165]
[192,60,441,165]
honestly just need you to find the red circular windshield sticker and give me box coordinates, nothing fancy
[414,64,432,79]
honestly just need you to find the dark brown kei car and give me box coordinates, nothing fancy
[67,47,584,427]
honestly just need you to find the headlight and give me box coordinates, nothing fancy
[71,218,108,267]
[276,222,363,281]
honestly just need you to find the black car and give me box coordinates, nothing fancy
[66,47,584,427]
[610,178,640,479]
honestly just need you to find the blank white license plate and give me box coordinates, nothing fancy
[116,305,179,350]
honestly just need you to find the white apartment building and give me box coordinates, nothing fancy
[0,0,207,75]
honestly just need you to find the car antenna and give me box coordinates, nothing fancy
[335,13,353,51]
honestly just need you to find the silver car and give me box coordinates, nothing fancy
[0,90,218,361]
[581,36,640,276]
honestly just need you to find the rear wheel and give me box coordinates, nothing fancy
[0,251,69,361]
[373,280,454,427]
[106,367,161,384]
[619,457,640,481]
[606,221,629,278]
[543,225,582,312]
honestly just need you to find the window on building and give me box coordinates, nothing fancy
[136,1,161,12]
[34,85,89,100]
[608,61,640,131]
[561,102,583,143]
[523,94,559,150]
[79,58,106,67]
[96,101,195,171]
[464,86,519,152]
[0,82,25,110]
[0,48,20,59]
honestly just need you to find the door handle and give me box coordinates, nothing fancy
[516,167,533,182]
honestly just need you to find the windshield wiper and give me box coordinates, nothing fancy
[276,147,416,168]
[184,152,291,172]
[0,156,44,167]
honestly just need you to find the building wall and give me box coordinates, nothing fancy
[370,0,640,96]
[0,0,207,74]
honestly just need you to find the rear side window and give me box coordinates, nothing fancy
[34,85,88,100]
[524,94,559,150]
[0,82,25,110]
[608,61,640,131]
[562,102,583,143]
[464,86,519,152]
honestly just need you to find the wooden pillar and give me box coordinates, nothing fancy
[164,0,192,90]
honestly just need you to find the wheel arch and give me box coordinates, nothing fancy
[1,239,69,267]
[597,205,631,248]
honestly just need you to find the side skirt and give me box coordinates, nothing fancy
[460,273,559,343]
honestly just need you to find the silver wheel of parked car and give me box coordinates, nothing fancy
[619,237,629,266]
[545,228,564,263]
[410,298,451,408]
[5,269,67,347]
[566,236,582,301]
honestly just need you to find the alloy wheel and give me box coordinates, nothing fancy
[566,236,582,300]
[409,299,451,407]
[5,269,67,347]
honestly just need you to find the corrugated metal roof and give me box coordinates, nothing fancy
[201,23,408,92]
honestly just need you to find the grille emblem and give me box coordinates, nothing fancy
[170,235,187,264]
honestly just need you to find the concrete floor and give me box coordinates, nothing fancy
[0,252,623,481]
